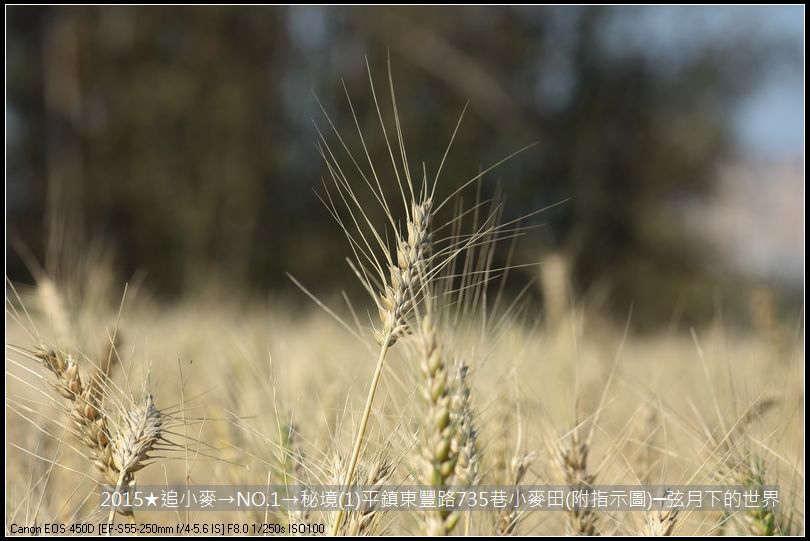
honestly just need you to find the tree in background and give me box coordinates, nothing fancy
[6,6,800,327]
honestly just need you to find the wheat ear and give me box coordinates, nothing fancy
[374,198,433,346]
[106,393,163,525]
[331,196,433,536]
[642,508,679,536]
[493,452,535,535]
[33,345,164,525]
[418,314,461,536]
[344,456,394,536]
[736,456,778,535]
[450,363,480,535]
[451,363,480,489]
[557,430,598,535]
[33,346,116,481]
[709,399,784,535]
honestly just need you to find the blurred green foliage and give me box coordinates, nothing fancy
[5,6,796,327]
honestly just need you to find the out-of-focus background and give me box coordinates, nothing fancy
[6,5,804,329]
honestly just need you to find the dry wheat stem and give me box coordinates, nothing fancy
[330,341,391,536]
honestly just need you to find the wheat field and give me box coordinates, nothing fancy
[5,67,805,537]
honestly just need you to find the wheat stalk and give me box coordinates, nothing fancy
[707,398,787,536]
[735,456,779,536]
[319,60,527,535]
[493,451,535,535]
[36,278,74,348]
[334,206,431,535]
[327,446,394,537]
[277,423,311,529]
[331,194,433,535]
[31,344,165,525]
[635,401,661,485]
[557,429,598,536]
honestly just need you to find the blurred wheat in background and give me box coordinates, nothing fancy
[5,5,804,537]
